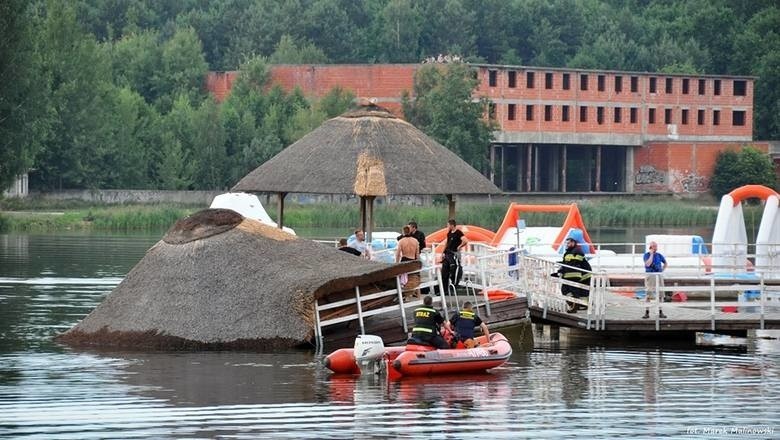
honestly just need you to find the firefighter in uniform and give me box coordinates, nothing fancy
[553,237,592,313]
[410,295,451,349]
[450,301,490,348]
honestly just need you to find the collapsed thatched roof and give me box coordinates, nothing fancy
[58,209,418,350]
[232,105,500,196]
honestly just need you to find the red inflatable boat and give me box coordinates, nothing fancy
[325,333,512,377]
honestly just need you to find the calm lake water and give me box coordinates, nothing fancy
[1,230,779,439]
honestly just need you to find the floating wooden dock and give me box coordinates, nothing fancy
[530,300,780,333]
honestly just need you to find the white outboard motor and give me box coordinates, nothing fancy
[353,334,385,374]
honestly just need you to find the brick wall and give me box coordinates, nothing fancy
[635,142,769,193]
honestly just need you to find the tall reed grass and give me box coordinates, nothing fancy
[0,199,765,232]
[0,206,194,232]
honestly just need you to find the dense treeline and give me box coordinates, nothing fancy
[2,0,779,191]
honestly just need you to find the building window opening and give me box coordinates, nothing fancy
[630,107,638,123]
[714,79,721,96]
[526,104,534,121]
[579,106,587,122]
[545,72,553,89]
[649,77,657,93]
[649,108,656,124]
[697,109,705,125]
[664,108,672,124]
[734,80,746,96]
[631,76,638,92]
[713,110,720,125]
[508,104,516,121]
[562,105,570,122]
[682,78,690,94]
[682,109,689,125]
[563,73,570,90]
[698,79,706,95]
[732,110,745,126]
[527,71,535,88]
[488,103,496,120]
[598,75,605,91]
[489,70,497,87]
[665,77,673,94]
[614,107,622,123]
[544,105,552,121]
[597,106,604,124]
[508,71,516,88]
[615,76,622,93]
[580,74,588,91]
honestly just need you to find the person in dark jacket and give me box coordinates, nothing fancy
[408,221,426,254]
[441,219,468,291]
[449,301,489,347]
[553,237,592,313]
[410,295,451,349]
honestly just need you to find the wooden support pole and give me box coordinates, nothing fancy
[359,197,367,232]
[447,194,455,220]
[366,196,375,242]
[277,192,286,229]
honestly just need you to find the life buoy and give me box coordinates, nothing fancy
[482,289,518,301]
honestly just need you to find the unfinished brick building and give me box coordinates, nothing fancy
[206,64,770,194]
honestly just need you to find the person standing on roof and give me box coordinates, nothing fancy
[553,236,592,313]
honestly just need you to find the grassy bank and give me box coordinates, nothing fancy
[1,197,763,233]
[0,205,195,232]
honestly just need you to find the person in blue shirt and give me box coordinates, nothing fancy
[643,241,668,319]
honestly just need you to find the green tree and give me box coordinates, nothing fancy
[108,29,161,103]
[318,86,356,118]
[157,133,194,189]
[710,147,777,199]
[283,86,356,142]
[0,0,52,190]
[190,98,228,189]
[99,87,158,188]
[376,0,423,62]
[403,64,494,171]
[269,35,329,64]
[33,1,115,189]
[151,26,208,111]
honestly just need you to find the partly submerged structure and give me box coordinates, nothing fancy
[58,209,418,350]
[232,104,500,239]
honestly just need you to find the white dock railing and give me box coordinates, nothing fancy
[515,252,780,332]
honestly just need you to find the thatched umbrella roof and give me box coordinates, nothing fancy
[57,209,419,350]
[231,104,500,236]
